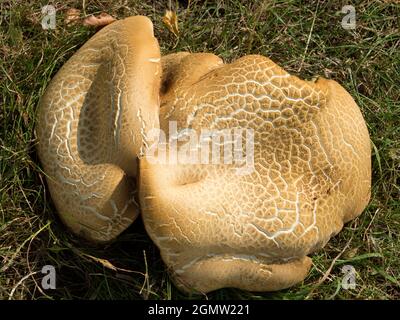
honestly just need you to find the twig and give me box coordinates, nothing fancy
[139,250,150,299]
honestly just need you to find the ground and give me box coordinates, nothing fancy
[0,0,399,300]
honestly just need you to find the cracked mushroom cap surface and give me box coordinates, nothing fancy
[139,53,371,293]
[36,16,161,242]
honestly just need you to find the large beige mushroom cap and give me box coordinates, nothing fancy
[139,53,371,293]
[36,16,161,242]
[36,15,371,293]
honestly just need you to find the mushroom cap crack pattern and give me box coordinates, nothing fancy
[36,16,371,293]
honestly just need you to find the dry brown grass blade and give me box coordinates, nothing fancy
[78,251,145,276]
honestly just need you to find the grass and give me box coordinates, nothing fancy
[0,0,399,300]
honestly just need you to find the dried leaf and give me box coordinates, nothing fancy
[83,13,116,28]
[64,8,81,26]
[162,10,179,36]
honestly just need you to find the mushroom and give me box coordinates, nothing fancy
[139,53,371,293]
[36,16,161,242]
[37,16,371,293]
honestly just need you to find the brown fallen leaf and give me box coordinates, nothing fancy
[163,10,179,37]
[64,8,81,26]
[83,12,116,28]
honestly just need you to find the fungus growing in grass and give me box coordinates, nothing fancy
[36,16,161,241]
[37,16,371,293]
